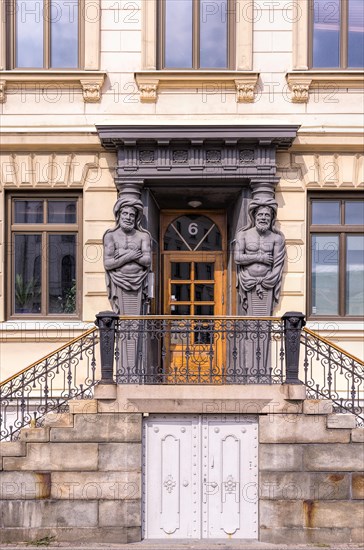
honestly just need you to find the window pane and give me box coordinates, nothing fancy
[165,0,192,68]
[195,284,214,302]
[48,201,77,223]
[51,0,79,68]
[200,0,228,68]
[195,262,214,280]
[195,305,214,315]
[311,235,339,315]
[171,284,191,301]
[171,305,191,315]
[171,262,191,280]
[312,0,340,68]
[348,0,364,67]
[16,0,44,68]
[312,201,340,224]
[14,201,43,223]
[14,234,42,314]
[345,201,364,224]
[346,235,364,315]
[48,235,76,314]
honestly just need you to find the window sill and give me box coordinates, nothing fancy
[135,71,260,103]
[0,70,107,103]
[286,71,364,103]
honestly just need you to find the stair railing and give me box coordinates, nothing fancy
[301,327,364,426]
[0,327,99,441]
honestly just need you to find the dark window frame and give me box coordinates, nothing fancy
[309,0,364,69]
[157,0,235,70]
[308,193,364,319]
[6,0,82,70]
[6,192,82,319]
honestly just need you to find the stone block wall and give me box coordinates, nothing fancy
[0,396,363,544]
[0,403,142,544]
[259,408,364,544]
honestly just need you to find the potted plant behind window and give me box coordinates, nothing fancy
[15,274,39,313]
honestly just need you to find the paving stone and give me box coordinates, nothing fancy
[303,444,364,471]
[260,472,351,500]
[352,428,364,442]
[2,443,98,471]
[98,442,141,471]
[68,399,98,414]
[19,427,50,442]
[259,500,303,528]
[259,415,351,443]
[0,441,26,457]
[327,413,356,429]
[0,500,98,528]
[51,471,141,500]
[98,499,141,527]
[50,413,142,443]
[351,473,364,499]
[44,412,73,428]
[259,444,303,471]
[0,471,51,499]
[303,501,364,528]
[259,527,352,544]
[303,399,333,415]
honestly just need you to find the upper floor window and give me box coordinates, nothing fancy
[309,196,364,318]
[311,0,364,68]
[7,0,80,69]
[159,0,233,69]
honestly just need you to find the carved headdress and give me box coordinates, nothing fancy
[113,196,146,232]
[242,197,282,235]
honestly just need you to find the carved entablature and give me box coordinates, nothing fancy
[96,125,300,192]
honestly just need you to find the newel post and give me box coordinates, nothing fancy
[281,312,306,385]
[95,311,119,384]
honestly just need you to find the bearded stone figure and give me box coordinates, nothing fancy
[234,198,285,376]
[103,197,152,316]
[234,198,285,316]
[103,197,152,376]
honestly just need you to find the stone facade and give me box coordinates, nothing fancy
[0,392,363,544]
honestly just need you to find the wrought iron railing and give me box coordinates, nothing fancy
[301,327,364,426]
[0,328,99,441]
[95,312,305,386]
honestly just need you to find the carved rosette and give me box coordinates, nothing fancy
[172,150,189,164]
[239,149,254,163]
[80,81,102,103]
[206,150,222,164]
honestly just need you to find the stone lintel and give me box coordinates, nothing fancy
[96,384,305,415]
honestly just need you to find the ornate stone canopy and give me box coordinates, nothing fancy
[96,125,299,204]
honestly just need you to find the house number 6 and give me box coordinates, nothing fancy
[188,222,198,236]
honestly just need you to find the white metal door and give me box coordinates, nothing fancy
[143,414,258,540]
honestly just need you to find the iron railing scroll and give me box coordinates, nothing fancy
[0,328,99,441]
[301,327,364,426]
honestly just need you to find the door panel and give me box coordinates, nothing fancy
[143,414,258,540]
[163,253,225,382]
[143,415,200,538]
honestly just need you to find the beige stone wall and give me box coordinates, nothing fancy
[0,395,363,543]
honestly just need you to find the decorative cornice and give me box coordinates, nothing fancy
[97,125,299,151]
[286,71,364,103]
[96,125,299,187]
[135,71,260,103]
[0,71,106,103]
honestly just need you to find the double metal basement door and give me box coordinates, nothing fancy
[143,414,258,539]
